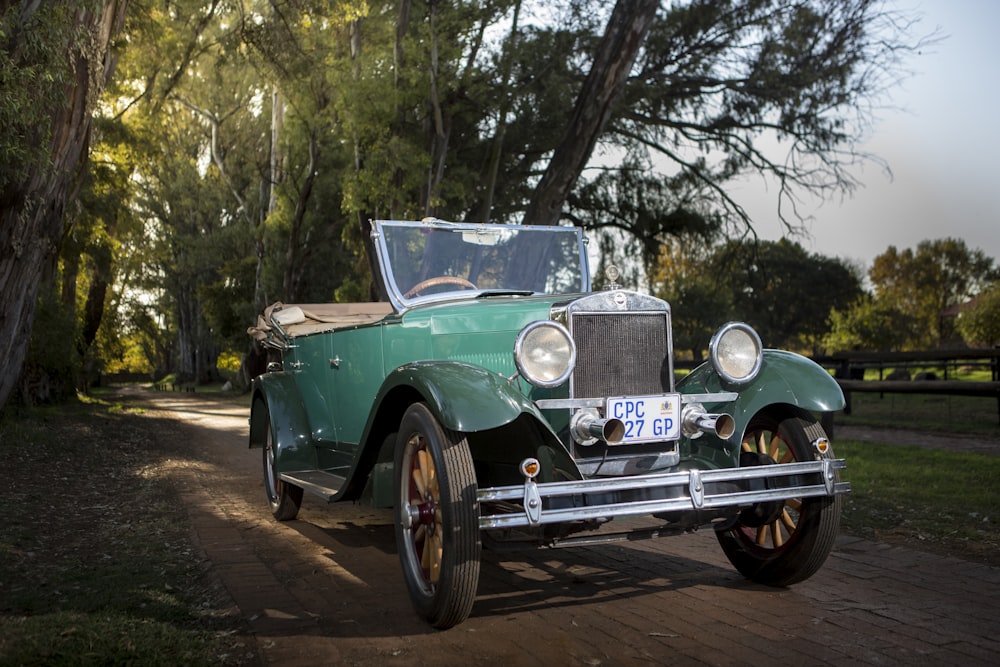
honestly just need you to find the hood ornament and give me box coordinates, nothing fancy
[604,264,621,290]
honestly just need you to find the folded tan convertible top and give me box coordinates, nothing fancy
[248,302,394,340]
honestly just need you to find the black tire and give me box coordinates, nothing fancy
[716,409,842,586]
[393,403,481,629]
[262,406,303,521]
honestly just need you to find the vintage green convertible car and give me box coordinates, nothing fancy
[248,218,849,629]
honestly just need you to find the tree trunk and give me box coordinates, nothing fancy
[522,0,658,227]
[0,0,130,410]
[283,133,318,302]
[479,0,522,224]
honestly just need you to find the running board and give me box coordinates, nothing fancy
[280,470,346,501]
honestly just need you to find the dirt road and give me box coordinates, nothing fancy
[137,391,1000,666]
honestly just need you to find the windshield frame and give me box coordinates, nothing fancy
[370,219,591,312]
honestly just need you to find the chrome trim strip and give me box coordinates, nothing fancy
[535,392,738,411]
[477,459,849,529]
[680,392,739,404]
[536,398,604,409]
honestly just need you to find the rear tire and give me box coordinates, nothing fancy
[394,403,481,629]
[716,410,841,586]
[262,406,303,521]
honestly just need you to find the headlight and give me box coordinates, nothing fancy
[514,321,576,388]
[709,322,763,385]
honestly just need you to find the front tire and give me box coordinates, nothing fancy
[716,409,842,586]
[393,403,481,629]
[262,406,303,521]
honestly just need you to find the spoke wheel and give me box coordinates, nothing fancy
[394,403,481,629]
[261,405,303,521]
[716,410,841,586]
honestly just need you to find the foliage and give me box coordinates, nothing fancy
[649,226,730,359]
[0,2,77,194]
[869,238,998,347]
[956,282,1000,348]
[19,285,81,405]
[709,238,862,352]
[3,0,934,403]
[576,0,932,241]
[652,235,862,355]
[0,0,128,409]
[824,294,920,352]
[571,159,726,274]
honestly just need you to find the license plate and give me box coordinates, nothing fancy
[606,394,681,444]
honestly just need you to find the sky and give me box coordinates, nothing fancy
[749,1,1000,271]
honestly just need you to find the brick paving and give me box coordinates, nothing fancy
[142,393,1000,666]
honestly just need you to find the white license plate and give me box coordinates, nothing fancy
[606,394,681,444]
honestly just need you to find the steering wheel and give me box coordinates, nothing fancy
[403,276,477,298]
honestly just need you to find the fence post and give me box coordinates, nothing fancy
[994,347,999,425]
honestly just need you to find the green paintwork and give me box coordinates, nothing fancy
[251,291,845,498]
[375,361,545,432]
[250,295,571,497]
[250,372,318,473]
[676,349,846,467]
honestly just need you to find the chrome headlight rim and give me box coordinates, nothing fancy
[709,322,763,386]
[514,321,576,388]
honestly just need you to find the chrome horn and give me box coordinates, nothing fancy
[571,409,626,445]
[681,403,735,440]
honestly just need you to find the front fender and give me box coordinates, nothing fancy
[678,349,845,442]
[376,360,543,433]
[249,372,317,473]
[346,361,570,502]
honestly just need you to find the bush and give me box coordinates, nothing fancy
[957,284,1000,348]
[20,286,81,405]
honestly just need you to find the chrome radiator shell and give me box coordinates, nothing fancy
[565,291,674,399]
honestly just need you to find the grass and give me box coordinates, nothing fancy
[834,438,1000,563]
[829,389,1000,562]
[835,391,1000,435]
[0,398,255,666]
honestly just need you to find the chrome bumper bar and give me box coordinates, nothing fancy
[477,459,849,530]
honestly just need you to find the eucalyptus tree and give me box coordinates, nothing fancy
[0,0,129,408]
[88,0,257,378]
[1,0,930,405]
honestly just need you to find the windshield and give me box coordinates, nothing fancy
[373,220,590,309]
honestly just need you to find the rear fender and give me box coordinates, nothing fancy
[249,373,317,473]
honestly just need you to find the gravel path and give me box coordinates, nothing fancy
[835,424,1000,456]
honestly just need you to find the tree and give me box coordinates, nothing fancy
[956,284,1000,349]
[869,239,998,347]
[3,0,929,408]
[523,0,659,227]
[650,233,731,361]
[824,295,919,352]
[710,239,863,353]
[0,0,130,409]
[558,0,932,247]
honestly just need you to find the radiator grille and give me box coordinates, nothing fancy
[570,312,672,398]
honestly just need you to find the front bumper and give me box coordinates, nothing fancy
[477,458,849,530]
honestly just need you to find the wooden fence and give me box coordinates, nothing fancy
[812,349,1000,424]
